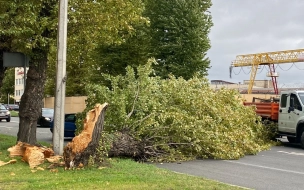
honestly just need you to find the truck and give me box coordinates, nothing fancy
[244,90,304,148]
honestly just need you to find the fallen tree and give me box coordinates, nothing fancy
[81,61,274,162]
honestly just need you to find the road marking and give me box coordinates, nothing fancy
[224,160,304,175]
[277,151,304,156]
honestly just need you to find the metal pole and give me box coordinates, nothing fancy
[53,0,68,155]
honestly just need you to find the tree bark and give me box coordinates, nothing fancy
[17,50,48,145]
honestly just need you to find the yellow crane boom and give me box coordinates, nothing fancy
[231,49,304,94]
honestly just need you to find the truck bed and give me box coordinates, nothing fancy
[243,102,279,121]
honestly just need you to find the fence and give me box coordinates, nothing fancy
[43,96,87,113]
[44,94,280,114]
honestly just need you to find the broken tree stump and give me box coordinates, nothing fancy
[63,103,108,169]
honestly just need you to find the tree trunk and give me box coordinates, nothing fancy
[7,141,54,168]
[17,50,48,145]
[63,103,108,169]
[108,130,145,159]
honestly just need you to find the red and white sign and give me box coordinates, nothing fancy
[17,71,24,75]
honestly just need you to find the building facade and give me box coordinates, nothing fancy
[14,67,28,103]
[243,80,274,88]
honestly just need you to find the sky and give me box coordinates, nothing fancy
[207,0,304,88]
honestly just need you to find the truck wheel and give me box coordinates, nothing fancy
[300,130,304,149]
[287,136,296,143]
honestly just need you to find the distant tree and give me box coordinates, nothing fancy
[0,68,14,103]
[89,23,150,85]
[90,0,213,82]
[144,0,213,79]
[0,35,13,89]
[0,52,7,90]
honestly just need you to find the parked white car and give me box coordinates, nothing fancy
[0,104,11,122]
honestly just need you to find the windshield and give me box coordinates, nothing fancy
[298,93,304,105]
[42,108,54,115]
[0,105,6,110]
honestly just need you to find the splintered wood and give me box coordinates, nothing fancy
[67,103,107,153]
[5,103,108,169]
[0,159,17,166]
[64,103,108,169]
[7,142,26,156]
[7,142,55,168]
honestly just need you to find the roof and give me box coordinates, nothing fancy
[210,80,236,84]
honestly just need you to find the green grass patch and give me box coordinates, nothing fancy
[0,134,247,190]
[9,111,18,117]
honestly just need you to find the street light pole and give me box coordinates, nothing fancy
[53,0,68,155]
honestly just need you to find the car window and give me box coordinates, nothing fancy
[280,94,288,108]
[290,94,302,111]
[0,105,6,110]
[298,93,304,105]
[65,114,76,122]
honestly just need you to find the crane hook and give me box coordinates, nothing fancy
[229,66,233,78]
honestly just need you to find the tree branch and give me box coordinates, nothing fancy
[127,84,140,118]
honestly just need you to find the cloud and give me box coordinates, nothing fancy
[207,0,304,86]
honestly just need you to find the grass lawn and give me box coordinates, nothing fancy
[9,111,18,117]
[0,134,247,190]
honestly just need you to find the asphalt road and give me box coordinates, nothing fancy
[156,141,304,190]
[2,118,304,189]
[0,117,71,144]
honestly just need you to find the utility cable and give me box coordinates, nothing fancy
[293,62,304,70]
[232,67,242,75]
[264,64,279,72]
[241,67,251,75]
[277,63,294,71]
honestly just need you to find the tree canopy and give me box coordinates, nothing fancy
[145,0,213,79]
[88,0,213,87]
[0,68,15,103]
[88,22,150,86]
[45,0,147,96]
[0,0,147,144]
